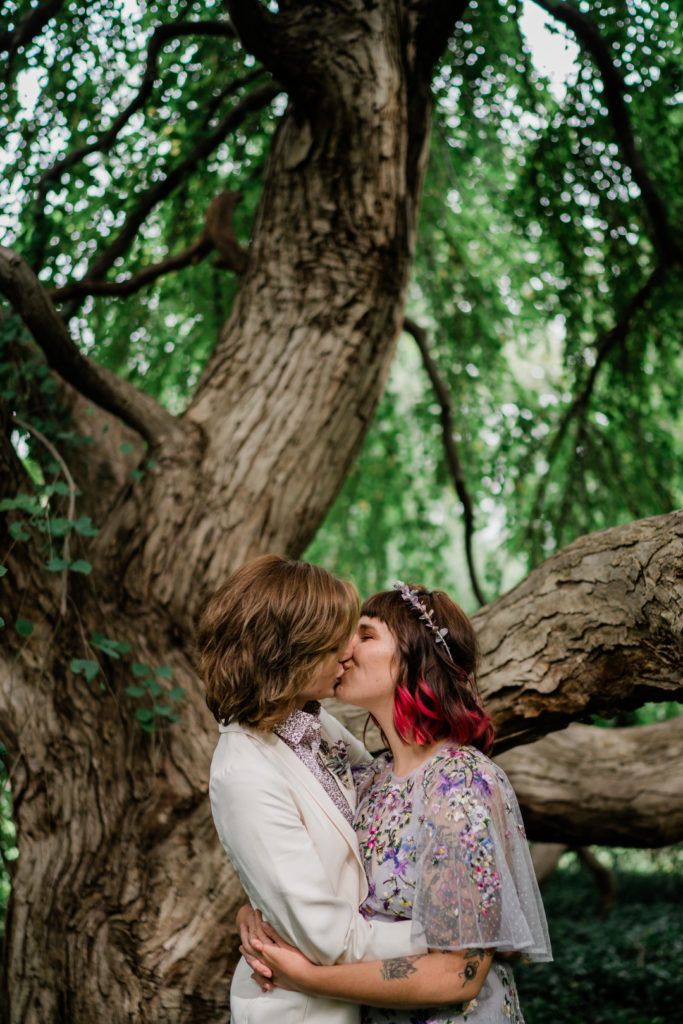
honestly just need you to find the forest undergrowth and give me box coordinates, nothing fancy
[517,847,683,1024]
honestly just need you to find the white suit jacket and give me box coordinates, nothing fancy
[210,709,423,1023]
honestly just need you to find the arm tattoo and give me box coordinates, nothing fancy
[380,954,427,981]
[460,948,485,986]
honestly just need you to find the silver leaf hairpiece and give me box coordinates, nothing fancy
[393,580,455,663]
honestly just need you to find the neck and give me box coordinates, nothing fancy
[374,709,443,777]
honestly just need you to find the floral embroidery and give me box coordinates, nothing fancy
[354,742,530,1024]
[318,738,353,789]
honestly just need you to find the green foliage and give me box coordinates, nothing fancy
[310,1,683,594]
[126,662,184,731]
[517,848,683,1024]
[1,0,274,410]
[3,2,682,601]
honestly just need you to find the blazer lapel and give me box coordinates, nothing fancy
[222,722,364,870]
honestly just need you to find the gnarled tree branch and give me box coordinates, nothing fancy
[48,189,248,304]
[476,508,683,751]
[497,717,683,846]
[403,316,487,607]
[0,247,188,451]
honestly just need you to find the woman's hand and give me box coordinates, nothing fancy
[251,935,319,994]
[236,905,281,979]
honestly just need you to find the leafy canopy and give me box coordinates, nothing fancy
[1,0,682,609]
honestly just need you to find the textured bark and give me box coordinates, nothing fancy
[475,509,683,751]
[88,0,456,635]
[1,2,682,1022]
[496,717,683,847]
[0,2,467,1021]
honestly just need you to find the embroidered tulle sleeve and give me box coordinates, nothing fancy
[411,749,552,962]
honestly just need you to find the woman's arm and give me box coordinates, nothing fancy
[211,758,424,966]
[251,937,493,1009]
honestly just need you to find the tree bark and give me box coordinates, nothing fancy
[475,508,683,751]
[496,716,683,847]
[1,2,468,1021]
[2,3,682,1022]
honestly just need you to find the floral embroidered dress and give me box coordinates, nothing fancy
[353,743,551,1024]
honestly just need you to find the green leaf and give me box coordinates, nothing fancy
[47,518,73,538]
[1,494,41,513]
[119,442,135,454]
[90,632,131,658]
[125,685,147,698]
[168,686,186,701]
[72,515,99,537]
[70,658,99,682]
[45,481,71,496]
[0,616,5,628]
[45,557,70,572]
[130,468,144,482]
[69,559,92,574]
[147,679,162,697]
[135,707,155,723]
[154,665,173,679]
[9,522,30,542]
[0,565,7,577]
[153,704,179,722]
[131,661,151,677]
[15,618,34,637]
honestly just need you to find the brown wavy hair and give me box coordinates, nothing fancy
[361,587,494,754]
[197,554,359,729]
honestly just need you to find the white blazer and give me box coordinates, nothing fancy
[210,709,423,1023]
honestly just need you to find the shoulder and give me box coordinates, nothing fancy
[420,743,508,803]
[210,723,281,785]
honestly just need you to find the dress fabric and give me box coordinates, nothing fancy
[352,742,552,1024]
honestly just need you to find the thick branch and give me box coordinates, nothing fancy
[532,0,682,263]
[224,0,301,90]
[48,236,213,305]
[476,508,683,751]
[0,247,188,451]
[496,718,683,846]
[48,189,247,304]
[403,316,487,606]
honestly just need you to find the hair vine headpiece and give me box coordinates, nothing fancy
[393,581,455,663]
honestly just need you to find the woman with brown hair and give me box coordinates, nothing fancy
[248,582,551,1023]
[198,556,425,1024]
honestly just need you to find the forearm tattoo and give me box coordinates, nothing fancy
[460,948,485,987]
[380,954,427,981]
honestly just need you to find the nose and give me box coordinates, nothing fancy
[339,633,358,665]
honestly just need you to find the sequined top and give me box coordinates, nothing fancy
[273,702,354,825]
[352,742,552,1024]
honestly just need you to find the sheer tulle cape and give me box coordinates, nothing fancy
[409,746,552,962]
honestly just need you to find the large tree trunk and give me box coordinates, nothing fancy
[1,4,682,1023]
[0,3,468,1021]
